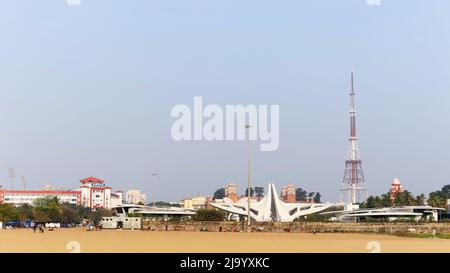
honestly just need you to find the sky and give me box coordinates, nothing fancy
[0,0,450,202]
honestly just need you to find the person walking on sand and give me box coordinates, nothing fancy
[313,229,317,235]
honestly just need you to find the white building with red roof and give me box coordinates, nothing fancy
[79,176,113,209]
[0,176,124,209]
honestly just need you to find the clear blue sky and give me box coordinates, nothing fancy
[1,0,450,202]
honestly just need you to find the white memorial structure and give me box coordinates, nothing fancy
[210,184,332,222]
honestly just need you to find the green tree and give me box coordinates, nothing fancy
[193,209,225,221]
[79,205,93,219]
[428,193,445,208]
[254,186,265,198]
[32,209,50,223]
[87,208,114,225]
[439,185,450,198]
[16,204,34,221]
[32,196,64,223]
[151,201,180,207]
[213,188,225,200]
[427,185,450,208]
[0,204,18,222]
[380,193,393,207]
[415,194,426,206]
[394,191,416,206]
[313,193,321,203]
[61,203,82,224]
[244,187,254,197]
[364,196,377,208]
[33,196,60,207]
[373,196,383,208]
[295,188,307,202]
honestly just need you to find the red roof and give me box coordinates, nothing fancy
[80,176,104,184]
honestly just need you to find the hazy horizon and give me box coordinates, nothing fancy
[1,0,450,202]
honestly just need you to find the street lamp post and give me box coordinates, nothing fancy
[152,173,158,207]
[245,124,252,232]
[8,167,15,190]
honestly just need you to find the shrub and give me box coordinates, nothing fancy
[193,209,226,221]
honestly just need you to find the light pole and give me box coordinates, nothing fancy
[245,124,252,232]
[152,173,158,207]
[8,167,15,190]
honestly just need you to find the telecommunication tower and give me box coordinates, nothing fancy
[340,72,368,204]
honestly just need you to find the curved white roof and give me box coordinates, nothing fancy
[210,183,332,222]
[113,204,196,216]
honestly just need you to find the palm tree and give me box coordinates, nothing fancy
[415,194,426,206]
[254,186,265,198]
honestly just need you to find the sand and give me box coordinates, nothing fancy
[0,228,449,253]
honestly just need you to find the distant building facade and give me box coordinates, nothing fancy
[125,189,147,205]
[0,190,81,206]
[110,190,124,208]
[224,183,239,202]
[280,184,296,203]
[0,176,133,210]
[181,196,208,210]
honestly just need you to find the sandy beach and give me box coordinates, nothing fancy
[0,228,449,253]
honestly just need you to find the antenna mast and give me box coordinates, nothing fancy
[340,72,369,205]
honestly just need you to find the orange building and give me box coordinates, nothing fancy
[280,184,296,203]
[390,178,405,200]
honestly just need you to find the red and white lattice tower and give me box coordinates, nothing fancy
[340,72,368,204]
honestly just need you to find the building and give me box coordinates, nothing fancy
[110,190,124,208]
[280,184,296,203]
[210,184,332,222]
[125,189,147,205]
[0,189,81,206]
[42,185,57,191]
[111,204,196,221]
[0,176,127,210]
[100,216,142,230]
[181,196,208,210]
[224,183,239,202]
[222,183,262,203]
[321,206,446,222]
[390,178,405,200]
[79,176,112,209]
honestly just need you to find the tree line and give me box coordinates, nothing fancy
[213,186,321,203]
[0,197,114,226]
[360,184,450,209]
